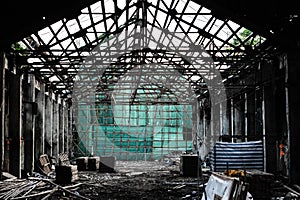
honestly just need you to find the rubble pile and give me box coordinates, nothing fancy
[0,156,299,199]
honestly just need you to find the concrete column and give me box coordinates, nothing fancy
[52,99,58,159]
[244,93,248,142]
[246,90,256,140]
[234,95,244,142]
[63,101,68,153]
[59,101,63,154]
[45,94,53,156]
[35,82,45,165]
[219,103,223,137]
[230,99,234,142]
[41,85,46,154]
[262,63,276,173]
[23,74,36,175]
[68,106,73,156]
[62,102,65,153]
[262,88,266,172]
[287,50,300,184]
[8,72,22,178]
[0,53,5,179]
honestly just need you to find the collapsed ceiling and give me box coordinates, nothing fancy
[1,0,299,98]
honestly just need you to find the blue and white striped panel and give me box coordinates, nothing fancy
[209,140,264,172]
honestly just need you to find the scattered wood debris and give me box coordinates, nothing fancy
[0,160,299,200]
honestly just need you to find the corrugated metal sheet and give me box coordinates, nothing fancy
[210,140,264,172]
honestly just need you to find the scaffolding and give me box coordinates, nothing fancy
[73,64,196,161]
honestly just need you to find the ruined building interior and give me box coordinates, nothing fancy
[0,0,300,199]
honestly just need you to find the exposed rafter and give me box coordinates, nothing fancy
[10,0,273,97]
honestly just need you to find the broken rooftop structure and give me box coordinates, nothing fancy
[0,0,300,199]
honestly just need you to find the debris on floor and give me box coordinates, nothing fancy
[0,160,299,199]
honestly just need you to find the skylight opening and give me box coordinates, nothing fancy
[56,26,68,41]
[159,0,172,11]
[117,12,127,27]
[91,14,104,24]
[66,19,80,34]
[38,27,53,44]
[178,21,190,33]
[104,0,115,13]
[175,0,188,13]
[79,14,92,29]
[94,22,106,33]
[199,14,213,28]
[187,1,201,12]
[86,33,97,43]
[187,33,198,43]
[167,19,177,31]
[182,14,195,24]
[90,1,102,13]
[16,0,268,95]
[61,38,73,49]
[216,25,233,41]
[50,20,64,33]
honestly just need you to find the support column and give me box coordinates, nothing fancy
[262,88,266,172]
[35,82,45,166]
[59,101,63,154]
[52,99,58,158]
[41,85,46,154]
[244,93,248,142]
[0,53,5,179]
[62,102,65,153]
[219,103,223,137]
[287,51,300,184]
[68,105,73,156]
[230,99,234,142]
[63,101,68,153]
[234,96,244,142]
[23,74,36,175]
[246,90,256,140]
[8,72,22,178]
[45,94,53,156]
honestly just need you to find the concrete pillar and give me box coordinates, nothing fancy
[52,99,58,159]
[244,93,248,142]
[23,74,36,175]
[262,62,277,173]
[35,82,45,166]
[8,72,22,178]
[219,103,223,137]
[219,99,230,141]
[62,102,65,153]
[234,96,244,142]
[68,106,73,156]
[230,99,234,142]
[287,50,300,184]
[44,94,51,156]
[212,102,220,141]
[63,101,68,153]
[59,102,63,154]
[246,90,256,140]
[0,53,4,179]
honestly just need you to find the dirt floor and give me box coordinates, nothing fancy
[76,161,207,200]
[0,160,208,200]
[1,160,299,199]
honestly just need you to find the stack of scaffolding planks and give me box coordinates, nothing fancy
[55,152,78,184]
[58,152,71,166]
[76,157,88,171]
[55,165,78,184]
[39,154,52,175]
[88,156,100,171]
